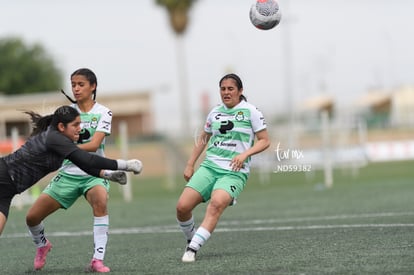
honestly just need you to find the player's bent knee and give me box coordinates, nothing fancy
[26,212,38,226]
[176,201,193,216]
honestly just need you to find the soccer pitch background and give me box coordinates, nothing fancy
[1,160,413,274]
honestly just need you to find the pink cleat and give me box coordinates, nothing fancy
[34,240,52,270]
[87,258,111,273]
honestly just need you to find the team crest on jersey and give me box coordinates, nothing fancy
[235,111,245,121]
[91,117,98,129]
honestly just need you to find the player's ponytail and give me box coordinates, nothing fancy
[24,111,53,136]
[60,89,76,103]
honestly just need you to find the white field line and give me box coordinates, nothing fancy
[3,212,414,239]
[216,223,414,232]
[218,211,414,226]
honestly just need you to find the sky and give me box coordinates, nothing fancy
[0,0,413,133]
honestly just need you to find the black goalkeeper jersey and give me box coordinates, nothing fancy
[2,127,117,193]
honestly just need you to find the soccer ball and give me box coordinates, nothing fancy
[249,0,282,30]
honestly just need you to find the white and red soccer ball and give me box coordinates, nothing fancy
[249,0,282,30]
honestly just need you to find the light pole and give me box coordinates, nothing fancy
[281,0,296,148]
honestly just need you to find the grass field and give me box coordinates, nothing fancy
[1,160,414,274]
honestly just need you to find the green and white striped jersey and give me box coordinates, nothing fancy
[202,100,266,174]
[59,102,112,176]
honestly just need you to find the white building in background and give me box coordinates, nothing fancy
[351,85,414,128]
[390,86,414,127]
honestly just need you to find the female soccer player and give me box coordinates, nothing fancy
[0,105,141,236]
[25,68,121,272]
[176,73,270,262]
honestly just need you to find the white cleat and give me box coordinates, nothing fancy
[182,248,196,263]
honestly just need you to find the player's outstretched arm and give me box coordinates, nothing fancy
[67,149,143,176]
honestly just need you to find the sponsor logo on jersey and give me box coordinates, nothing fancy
[215,113,234,120]
[213,140,237,147]
[219,120,234,134]
[101,120,110,131]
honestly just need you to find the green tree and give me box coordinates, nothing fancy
[155,0,198,35]
[0,37,63,95]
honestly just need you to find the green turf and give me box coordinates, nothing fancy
[1,161,414,274]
